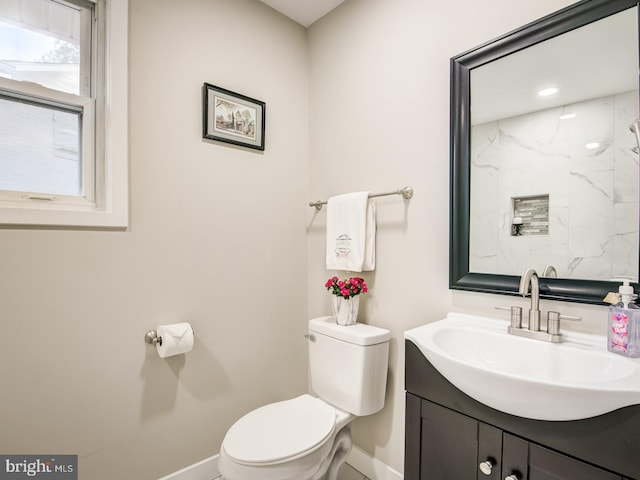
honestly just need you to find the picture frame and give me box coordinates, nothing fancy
[202,83,265,151]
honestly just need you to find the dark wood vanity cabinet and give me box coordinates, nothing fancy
[419,398,503,479]
[405,340,640,480]
[416,397,621,480]
[524,440,620,480]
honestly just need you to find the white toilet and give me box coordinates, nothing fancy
[218,316,391,480]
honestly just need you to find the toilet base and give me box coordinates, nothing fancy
[316,426,352,480]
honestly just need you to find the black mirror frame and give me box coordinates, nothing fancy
[450,0,640,304]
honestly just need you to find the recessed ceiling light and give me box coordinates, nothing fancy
[538,87,559,96]
[559,113,576,120]
[585,142,600,149]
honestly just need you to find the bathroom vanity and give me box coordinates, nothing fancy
[431,0,640,475]
[404,339,640,480]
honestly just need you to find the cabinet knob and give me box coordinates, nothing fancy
[505,475,519,480]
[479,460,493,475]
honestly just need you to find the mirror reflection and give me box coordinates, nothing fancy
[469,7,639,282]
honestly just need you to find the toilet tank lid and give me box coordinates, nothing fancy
[309,316,391,345]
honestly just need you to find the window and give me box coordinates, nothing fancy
[0,0,128,228]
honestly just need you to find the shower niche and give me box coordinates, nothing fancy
[511,195,549,237]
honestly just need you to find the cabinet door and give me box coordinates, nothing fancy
[477,422,503,480]
[502,433,528,480]
[420,400,478,479]
[528,444,622,480]
[502,434,623,480]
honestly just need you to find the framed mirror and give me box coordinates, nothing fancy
[450,0,639,304]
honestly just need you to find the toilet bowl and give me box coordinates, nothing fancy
[218,394,354,480]
[218,317,391,480]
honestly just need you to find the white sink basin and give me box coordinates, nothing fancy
[405,312,640,421]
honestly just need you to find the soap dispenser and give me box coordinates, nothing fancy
[607,279,640,357]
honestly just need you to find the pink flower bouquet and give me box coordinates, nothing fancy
[325,276,368,299]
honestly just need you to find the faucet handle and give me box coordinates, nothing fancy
[547,311,581,336]
[496,305,523,328]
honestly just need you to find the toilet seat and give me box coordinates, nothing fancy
[223,394,337,466]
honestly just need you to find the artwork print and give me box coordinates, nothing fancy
[214,96,257,141]
[202,83,265,151]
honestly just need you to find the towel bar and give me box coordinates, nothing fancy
[308,186,413,210]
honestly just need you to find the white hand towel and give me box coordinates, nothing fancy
[362,197,376,271]
[326,192,376,272]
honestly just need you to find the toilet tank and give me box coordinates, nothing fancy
[308,316,391,416]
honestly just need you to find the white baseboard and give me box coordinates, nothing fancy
[157,454,219,480]
[158,446,402,480]
[346,445,403,480]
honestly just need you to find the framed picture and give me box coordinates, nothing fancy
[202,83,265,151]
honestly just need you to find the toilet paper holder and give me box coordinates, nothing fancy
[144,330,162,346]
[144,327,196,347]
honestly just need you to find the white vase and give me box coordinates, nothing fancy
[331,295,360,326]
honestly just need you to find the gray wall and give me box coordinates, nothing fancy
[0,0,309,478]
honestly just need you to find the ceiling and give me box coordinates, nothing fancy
[471,7,638,124]
[258,0,345,27]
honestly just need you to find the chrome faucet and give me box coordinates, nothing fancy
[519,267,540,331]
[542,264,557,277]
[496,267,582,342]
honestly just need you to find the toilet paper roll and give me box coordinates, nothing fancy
[156,322,194,358]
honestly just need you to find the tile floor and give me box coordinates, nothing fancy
[214,462,370,480]
[338,462,370,480]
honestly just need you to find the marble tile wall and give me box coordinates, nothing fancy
[470,90,639,281]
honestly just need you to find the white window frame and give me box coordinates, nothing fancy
[0,0,128,228]
[0,80,96,207]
